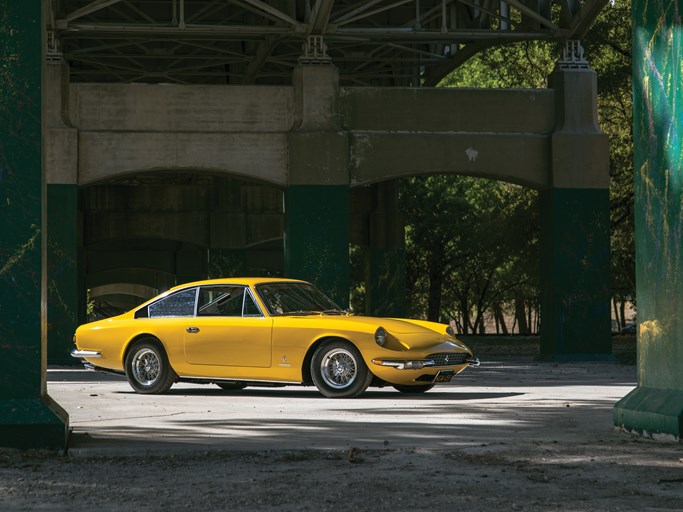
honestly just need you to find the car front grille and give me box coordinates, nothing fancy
[427,352,470,366]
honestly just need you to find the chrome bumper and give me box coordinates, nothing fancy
[71,349,102,359]
[467,357,480,367]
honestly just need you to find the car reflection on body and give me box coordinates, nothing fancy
[72,278,479,398]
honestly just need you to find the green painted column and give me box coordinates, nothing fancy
[47,184,80,365]
[285,63,350,306]
[539,188,612,359]
[285,185,350,307]
[540,43,613,360]
[613,2,683,438]
[0,1,69,449]
[365,181,406,317]
[45,61,81,365]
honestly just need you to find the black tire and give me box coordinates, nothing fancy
[216,382,247,391]
[310,340,372,398]
[124,339,176,394]
[393,384,435,394]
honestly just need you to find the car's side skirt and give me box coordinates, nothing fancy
[178,376,303,386]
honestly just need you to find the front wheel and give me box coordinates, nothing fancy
[311,340,372,398]
[125,339,176,394]
[393,384,435,394]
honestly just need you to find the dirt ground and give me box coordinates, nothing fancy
[2,337,682,511]
[2,439,683,511]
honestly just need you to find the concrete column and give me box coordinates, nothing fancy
[0,1,69,449]
[539,43,613,360]
[613,3,683,438]
[365,181,406,317]
[285,64,350,306]
[45,61,81,364]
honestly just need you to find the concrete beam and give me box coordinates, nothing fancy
[69,84,295,133]
[341,87,555,133]
[350,132,551,188]
[78,132,288,186]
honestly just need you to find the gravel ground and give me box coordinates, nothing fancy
[2,439,683,511]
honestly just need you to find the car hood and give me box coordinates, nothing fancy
[307,315,471,352]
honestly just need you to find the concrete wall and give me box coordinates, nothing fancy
[47,80,558,189]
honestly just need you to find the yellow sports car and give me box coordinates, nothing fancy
[72,278,479,398]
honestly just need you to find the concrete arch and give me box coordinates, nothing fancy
[78,140,289,188]
[341,87,555,190]
[349,135,550,190]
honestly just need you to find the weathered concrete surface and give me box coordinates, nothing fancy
[55,81,561,189]
[49,358,637,454]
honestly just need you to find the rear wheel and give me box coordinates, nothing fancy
[393,384,435,394]
[125,339,176,394]
[311,340,372,398]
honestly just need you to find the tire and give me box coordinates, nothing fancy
[310,340,372,398]
[125,339,176,394]
[216,382,247,391]
[393,384,435,394]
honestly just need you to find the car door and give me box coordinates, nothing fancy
[183,285,272,367]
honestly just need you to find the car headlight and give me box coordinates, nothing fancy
[375,327,387,347]
[446,326,456,338]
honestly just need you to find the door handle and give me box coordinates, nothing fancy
[186,327,200,334]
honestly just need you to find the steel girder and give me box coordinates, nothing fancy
[47,0,608,86]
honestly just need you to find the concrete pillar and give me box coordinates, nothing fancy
[365,181,406,317]
[539,43,613,360]
[613,3,683,439]
[45,61,81,364]
[0,1,69,449]
[285,64,350,306]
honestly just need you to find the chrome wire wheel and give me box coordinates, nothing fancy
[125,339,176,394]
[311,340,372,398]
[131,347,161,386]
[320,348,358,389]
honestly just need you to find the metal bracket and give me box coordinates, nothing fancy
[556,40,590,71]
[46,30,62,61]
[299,35,332,64]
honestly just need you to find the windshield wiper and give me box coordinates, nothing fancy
[322,309,350,315]
[280,310,319,316]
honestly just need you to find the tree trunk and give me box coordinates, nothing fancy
[494,304,509,335]
[427,253,443,323]
[515,298,529,335]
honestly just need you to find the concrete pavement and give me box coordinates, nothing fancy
[48,357,639,456]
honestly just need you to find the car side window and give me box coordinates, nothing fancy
[243,292,262,317]
[148,288,198,318]
[198,286,263,317]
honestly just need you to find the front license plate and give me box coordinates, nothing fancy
[434,370,454,383]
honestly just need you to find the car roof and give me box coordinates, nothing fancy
[168,277,307,292]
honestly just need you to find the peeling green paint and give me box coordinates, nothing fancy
[0,0,69,449]
[614,0,683,438]
[0,227,39,275]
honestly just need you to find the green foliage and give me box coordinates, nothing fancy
[401,175,539,332]
[402,2,634,331]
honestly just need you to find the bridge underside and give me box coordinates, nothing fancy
[1,0,622,450]
[44,54,612,368]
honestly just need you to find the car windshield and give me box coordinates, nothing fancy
[256,282,343,316]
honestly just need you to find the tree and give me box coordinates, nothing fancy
[402,2,634,331]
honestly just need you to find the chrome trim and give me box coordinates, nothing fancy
[371,359,435,370]
[71,349,102,358]
[467,357,481,367]
[179,375,301,385]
